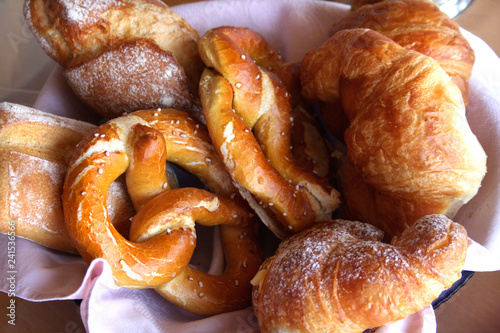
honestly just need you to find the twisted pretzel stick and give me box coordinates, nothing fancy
[198,27,340,239]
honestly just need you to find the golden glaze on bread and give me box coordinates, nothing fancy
[301,29,486,239]
[24,0,204,119]
[252,215,468,332]
[0,102,133,252]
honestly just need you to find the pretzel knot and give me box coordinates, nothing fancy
[62,109,262,316]
[198,27,341,239]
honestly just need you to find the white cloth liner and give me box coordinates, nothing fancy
[1,0,500,332]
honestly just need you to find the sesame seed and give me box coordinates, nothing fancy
[154,112,159,116]
[288,225,293,230]
[241,54,246,60]
[283,213,287,216]
[157,108,161,112]
[100,134,105,138]
[180,133,187,138]
[172,272,176,278]
[199,292,204,297]
[97,168,103,174]
[188,276,194,281]
[105,151,110,156]
[94,133,99,137]
[162,182,168,189]
[205,157,211,162]
[256,74,261,79]
[80,191,87,196]
[199,281,204,287]
[235,280,240,286]
[281,131,285,136]
[269,203,274,206]
[232,214,238,218]
[235,82,242,88]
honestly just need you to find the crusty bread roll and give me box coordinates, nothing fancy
[0,102,134,253]
[24,0,204,120]
[252,215,468,332]
[301,29,486,239]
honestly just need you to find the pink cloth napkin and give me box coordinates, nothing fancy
[1,1,500,332]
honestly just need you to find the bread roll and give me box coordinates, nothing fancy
[24,0,204,119]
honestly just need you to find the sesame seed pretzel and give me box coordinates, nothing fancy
[62,108,261,315]
[198,26,340,239]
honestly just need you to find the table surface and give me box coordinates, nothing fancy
[1,1,499,332]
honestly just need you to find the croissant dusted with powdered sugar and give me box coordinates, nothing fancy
[301,28,486,239]
[251,214,468,332]
[24,0,204,120]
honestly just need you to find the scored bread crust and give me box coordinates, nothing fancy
[24,0,205,119]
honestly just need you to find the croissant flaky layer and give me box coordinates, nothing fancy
[331,0,475,107]
[251,215,468,333]
[301,28,487,239]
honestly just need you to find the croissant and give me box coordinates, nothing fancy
[251,214,468,332]
[301,28,486,239]
[24,0,204,120]
[332,0,475,107]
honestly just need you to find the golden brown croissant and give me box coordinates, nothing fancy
[301,28,486,239]
[24,0,204,120]
[332,0,475,107]
[251,214,468,332]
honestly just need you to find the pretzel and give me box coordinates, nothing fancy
[62,109,261,315]
[198,26,340,239]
